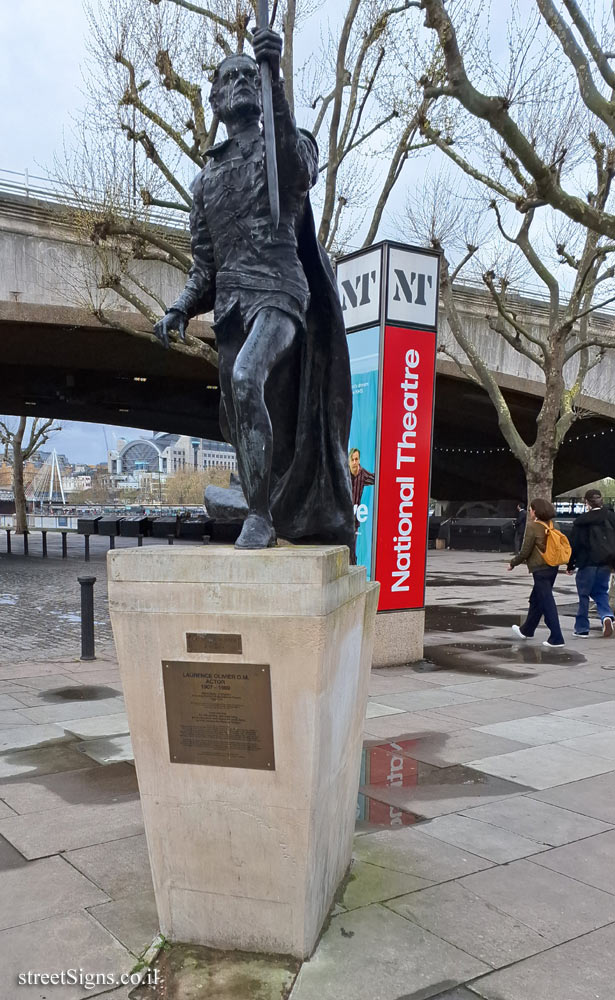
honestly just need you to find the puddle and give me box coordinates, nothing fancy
[414,640,584,675]
[39,685,121,702]
[357,740,529,826]
[425,605,520,632]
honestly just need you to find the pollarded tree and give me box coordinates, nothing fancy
[416,0,615,241]
[0,417,62,533]
[400,0,615,501]
[60,0,449,341]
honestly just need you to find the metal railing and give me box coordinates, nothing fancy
[0,167,190,231]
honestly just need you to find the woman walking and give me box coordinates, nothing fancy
[508,498,565,647]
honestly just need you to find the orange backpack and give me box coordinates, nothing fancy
[536,520,572,567]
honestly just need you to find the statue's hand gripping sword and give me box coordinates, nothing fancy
[256,0,280,229]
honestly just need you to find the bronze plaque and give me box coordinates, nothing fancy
[186,632,243,655]
[162,660,275,770]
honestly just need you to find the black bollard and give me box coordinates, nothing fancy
[78,576,97,661]
[61,531,68,558]
[137,535,143,547]
[41,531,48,558]
[109,535,115,550]
[23,532,28,556]
[84,535,90,562]
[167,534,174,545]
[5,529,11,554]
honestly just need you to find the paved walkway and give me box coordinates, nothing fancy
[1,548,615,998]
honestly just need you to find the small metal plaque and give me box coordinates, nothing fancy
[162,660,275,770]
[186,632,243,655]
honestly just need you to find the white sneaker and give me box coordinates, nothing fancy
[543,640,565,648]
[512,625,528,640]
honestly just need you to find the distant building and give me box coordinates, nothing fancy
[108,433,237,476]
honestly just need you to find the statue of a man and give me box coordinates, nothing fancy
[155,28,354,553]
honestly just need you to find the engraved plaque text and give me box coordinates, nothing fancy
[162,660,275,770]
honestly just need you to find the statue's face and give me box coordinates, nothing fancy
[212,55,261,123]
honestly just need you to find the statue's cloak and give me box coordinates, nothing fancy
[267,195,355,553]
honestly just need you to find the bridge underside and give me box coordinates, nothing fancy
[2,304,613,500]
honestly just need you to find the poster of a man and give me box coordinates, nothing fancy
[349,448,375,512]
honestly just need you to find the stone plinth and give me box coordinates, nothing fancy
[373,608,424,667]
[107,545,378,959]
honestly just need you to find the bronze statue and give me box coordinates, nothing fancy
[154,25,354,553]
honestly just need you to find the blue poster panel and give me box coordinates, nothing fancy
[347,325,380,578]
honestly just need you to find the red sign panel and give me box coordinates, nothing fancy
[374,326,436,611]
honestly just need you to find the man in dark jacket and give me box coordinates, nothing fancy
[567,489,615,638]
[514,502,527,554]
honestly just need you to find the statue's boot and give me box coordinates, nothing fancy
[235,513,277,549]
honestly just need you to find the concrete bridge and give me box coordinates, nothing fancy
[1,177,614,499]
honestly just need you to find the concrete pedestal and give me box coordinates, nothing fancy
[108,545,378,959]
[372,608,425,667]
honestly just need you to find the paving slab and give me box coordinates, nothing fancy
[64,834,153,898]
[428,700,550,726]
[369,672,441,696]
[374,690,481,713]
[19,697,125,724]
[0,798,144,858]
[0,693,38,710]
[404,731,529,768]
[459,796,613,846]
[76,735,134,764]
[418,813,547,863]
[474,714,609,745]
[441,679,546,701]
[364,712,475,739]
[353,825,493,882]
[0,855,108,930]
[88,889,159,956]
[0,800,16,819]
[532,829,615,895]
[339,860,431,910]
[459,859,615,944]
[289,904,489,1000]
[0,723,72,753]
[363,765,528,819]
[0,909,134,999]
[0,743,92,781]
[62,713,130,741]
[0,833,27,870]
[0,709,35,729]
[387,880,554,969]
[554,699,615,727]
[469,921,615,1000]
[0,762,138,814]
[532,770,615,823]
[559,728,615,760]
[366,702,406,719]
[578,676,615,696]
[511,685,615,710]
[14,674,86,691]
[467,744,615,789]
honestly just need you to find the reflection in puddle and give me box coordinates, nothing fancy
[356,739,528,830]
[426,577,505,587]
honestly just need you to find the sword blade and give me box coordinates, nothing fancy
[257,0,280,229]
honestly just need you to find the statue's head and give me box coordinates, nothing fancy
[210,54,261,126]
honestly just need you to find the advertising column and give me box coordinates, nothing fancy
[337,242,440,618]
[375,246,439,612]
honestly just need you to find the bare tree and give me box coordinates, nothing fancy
[59,0,446,343]
[0,418,62,533]
[404,151,615,502]
[416,0,615,239]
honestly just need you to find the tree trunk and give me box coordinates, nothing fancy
[12,432,28,535]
